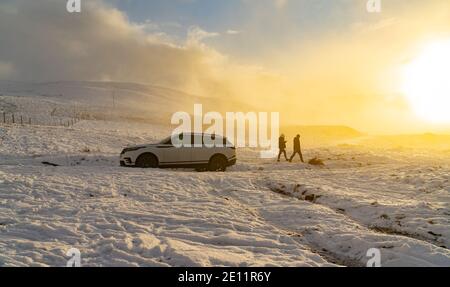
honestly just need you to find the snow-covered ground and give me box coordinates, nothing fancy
[1,119,449,267]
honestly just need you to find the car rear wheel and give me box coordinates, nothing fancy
[208,155,227,172]
[136,153,158,168]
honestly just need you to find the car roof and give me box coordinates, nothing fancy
[177,132,225,137]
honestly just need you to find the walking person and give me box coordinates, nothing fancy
[277,134,288,162]
[289,134,304,163]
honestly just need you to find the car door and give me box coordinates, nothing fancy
[190,134,204,164]
[159,134,191,166]
[192,134,216,165]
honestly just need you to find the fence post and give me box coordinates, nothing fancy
[20,116,23,125]
[29,118,31,125]
[12,114,15,124]
[2,112,5,124]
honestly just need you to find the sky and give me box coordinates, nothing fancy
[107,0,380,62]
[1,0,450,133]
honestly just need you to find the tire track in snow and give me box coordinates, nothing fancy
[264,180,449,250]
[202,177,347,266]
[202,173,450,266]
[205,176,371,266]
[217,193,349,266]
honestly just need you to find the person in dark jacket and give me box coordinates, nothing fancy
[289,134,304,163]
[277,134,288,162]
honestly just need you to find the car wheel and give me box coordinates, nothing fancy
[136,153,158,168]
[208,155,227,172]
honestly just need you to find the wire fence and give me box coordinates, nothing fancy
[1,111,81,127]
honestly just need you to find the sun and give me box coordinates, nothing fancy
[402,41,450,123]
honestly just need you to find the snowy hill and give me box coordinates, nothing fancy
[0,80,250,125]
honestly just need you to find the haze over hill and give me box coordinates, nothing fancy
[1,80,449,151]
[281,125,364,146]
[357,133,450,150]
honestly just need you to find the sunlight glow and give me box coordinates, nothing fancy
[402,41,450,123]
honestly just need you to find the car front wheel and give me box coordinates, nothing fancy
[136,153,158,168]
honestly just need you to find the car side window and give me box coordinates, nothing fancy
[203,134,226,147]
[169,133,193,147]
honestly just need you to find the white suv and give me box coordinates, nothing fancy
[120,133,237,171]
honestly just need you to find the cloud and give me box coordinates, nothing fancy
[187,26,219,45]
[0,0,277,113]
[0,0,221,90]
[226,30,242,35]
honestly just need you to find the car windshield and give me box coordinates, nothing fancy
[159,133,188,145]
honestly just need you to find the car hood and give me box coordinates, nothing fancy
[123,144,156,151]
